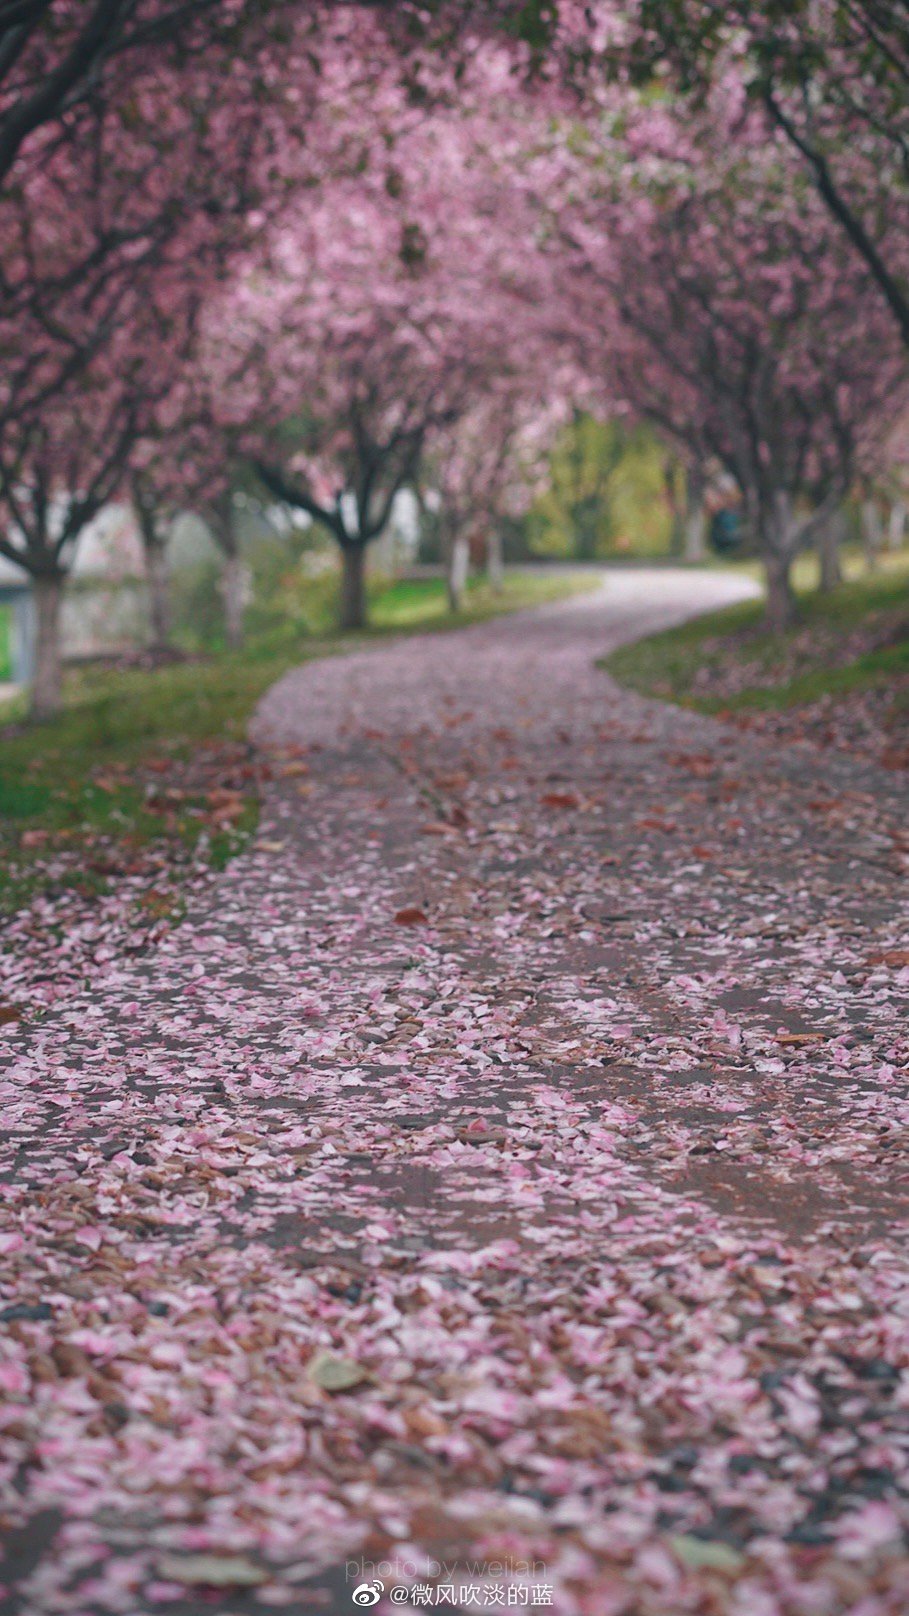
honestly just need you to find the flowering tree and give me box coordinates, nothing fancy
[249,306,470,631]
[0,2,293,190]
[0,12,303,447]
[0,0,544,402]
[0,23,285,705]
[0,3,328,707]
[427,396,562,606]
[619,1,909,352]
[0,1,562,697]
[0,369,142,718]
[0,244,217,715]
[560,95,907,627]
[126,360,253,648]
[215,56,561,629]
[0,3,435,548]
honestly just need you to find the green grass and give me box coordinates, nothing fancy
[0,569,597,915]
[605,549,909,715]
[363,570,597,628]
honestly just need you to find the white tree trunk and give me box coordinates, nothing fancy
[486,527,504,592]
[664,456,685,556]
[887,499,907,551]
[683,463,707,562]
[31,573,63,720]
[861,498,882,571]
[447,535,470,612]
[765,550,796,632]
[222,551,245,649]
[762,491,798,632]
[817,509,843,593]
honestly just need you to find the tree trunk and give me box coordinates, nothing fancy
[683,462,707,562]
[888,499,907,551]
[764,551,796,633]
[486,527,504,592]
[664,456,685,556]
[31,573,63,720]
[817,510,843,593]
[340,543,367,631]
[10,590,35,686]
[145,541,171,651]
[134,480,172,652]
[222,550,245,650]
[861,498,882,572]
[447,535,470,612]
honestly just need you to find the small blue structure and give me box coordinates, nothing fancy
[709,508,742,555]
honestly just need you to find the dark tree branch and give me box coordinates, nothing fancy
[763,86,909,351]
[254,458,348,544]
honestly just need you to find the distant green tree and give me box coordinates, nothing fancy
[528,413,673,558]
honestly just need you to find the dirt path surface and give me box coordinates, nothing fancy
[2,570,909,1616]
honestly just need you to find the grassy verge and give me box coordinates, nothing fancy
[604,551,909,721]
[0,569,597,917]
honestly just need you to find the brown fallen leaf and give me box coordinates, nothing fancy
[697,1249,725,1268]
[540,791,580,810]
[51,1342,92,1378]
[28,1352,58,1384]
[666,752,716,778]
[0,1005,23,1025]
[394,906,428,926]
[775,1033,826,1045]
[404,1404,449,1440]
[207,787,245,808]
[456,1128,508,1147]
[868,948,909,968]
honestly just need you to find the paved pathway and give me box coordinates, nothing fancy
[2,571,909,1616]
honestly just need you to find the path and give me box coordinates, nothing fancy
[1,570,908,1616]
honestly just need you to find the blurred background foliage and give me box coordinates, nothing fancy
[526,414,676,559]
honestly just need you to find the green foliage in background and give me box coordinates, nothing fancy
[528,413,675,559]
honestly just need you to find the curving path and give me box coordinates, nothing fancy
[2,569,909,1616]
